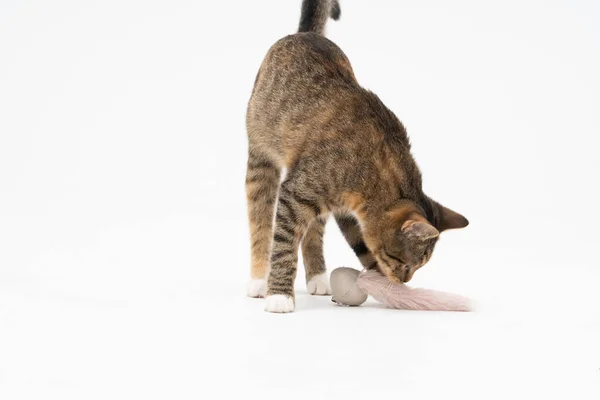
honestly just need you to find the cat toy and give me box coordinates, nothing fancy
[330,267,472,311]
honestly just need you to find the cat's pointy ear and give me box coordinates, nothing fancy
[401,220,440,241]
[388,202,440,241]
[437,203,469,232]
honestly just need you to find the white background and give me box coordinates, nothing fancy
[1,0,599,398]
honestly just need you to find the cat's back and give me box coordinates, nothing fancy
[247,32,408,156]
[251,33,357,100]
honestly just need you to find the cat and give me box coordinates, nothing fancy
[245,0,468,313]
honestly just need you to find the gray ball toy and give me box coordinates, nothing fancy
[330,267,368,306]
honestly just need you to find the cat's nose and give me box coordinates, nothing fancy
[402,268,414,283]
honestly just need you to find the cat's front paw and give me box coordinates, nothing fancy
[247,278,267,298]
[264,294,295,313]
[307,272,331,295]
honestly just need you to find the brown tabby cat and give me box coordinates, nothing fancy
[246,0,468,313]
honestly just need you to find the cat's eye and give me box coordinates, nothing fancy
[383,249,405,264]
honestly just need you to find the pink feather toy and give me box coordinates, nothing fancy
[330,267,473,312]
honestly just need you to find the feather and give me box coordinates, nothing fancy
[356,269,473,312]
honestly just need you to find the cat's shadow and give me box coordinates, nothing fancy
[294,291,388,311]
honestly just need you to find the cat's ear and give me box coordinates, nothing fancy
[401,219,440,241]
[437,204,469,232]
[388,202,440,241]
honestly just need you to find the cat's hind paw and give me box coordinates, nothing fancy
[264,294,295,313]
[307,272,331,295]
[247,278,267,298]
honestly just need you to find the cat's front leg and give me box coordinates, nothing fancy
[264,181,322,313]
[302,216,332,295]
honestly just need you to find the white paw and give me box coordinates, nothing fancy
[247,278,267,298]
[264,294,295,313]
[307,272,331,295]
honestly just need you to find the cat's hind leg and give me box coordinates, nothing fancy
[245,152,281,298]
[301,216,331,295]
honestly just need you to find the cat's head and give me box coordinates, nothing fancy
[364,198,468,283]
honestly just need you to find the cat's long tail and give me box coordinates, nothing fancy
[298,0,341,36]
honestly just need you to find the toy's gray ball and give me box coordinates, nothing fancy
[330,267,368,306]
